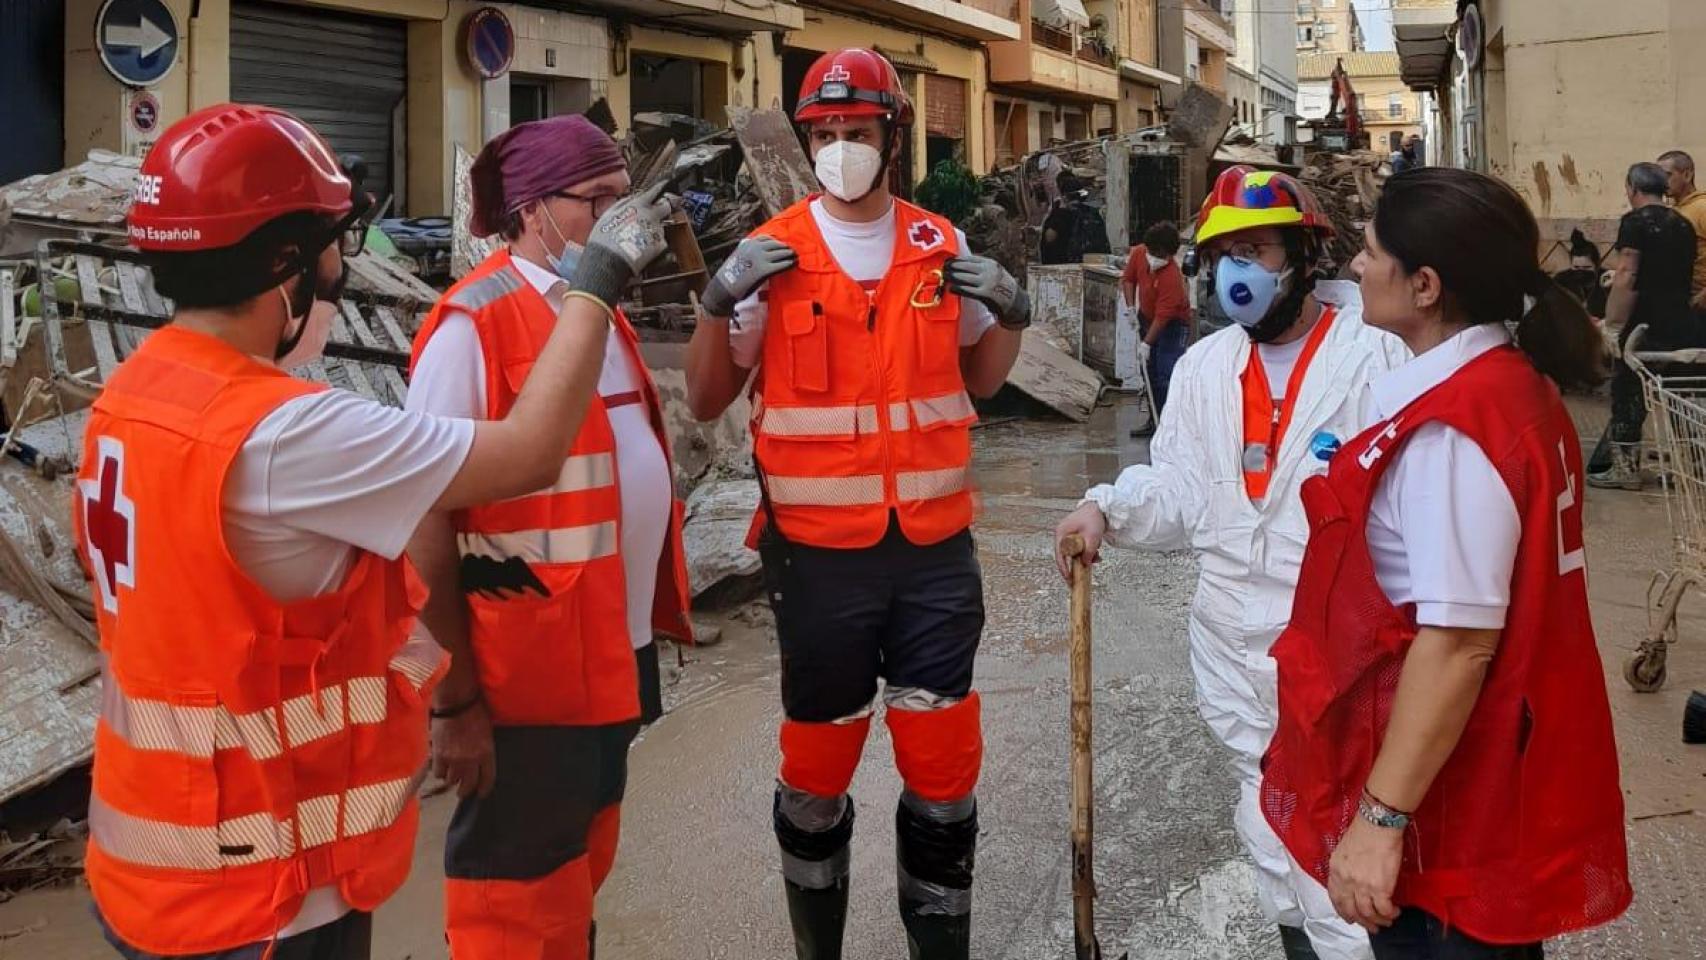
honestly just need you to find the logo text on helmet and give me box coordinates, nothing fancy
[133,174,163,206]
[823,64,852,83]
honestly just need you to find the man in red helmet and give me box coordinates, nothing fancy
[1055,167,1406,960]
[685,47,1027,960]
[406,114,692,960]
[77,103,677,960]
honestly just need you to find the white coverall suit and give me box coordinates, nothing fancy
[1082,281,1408,960]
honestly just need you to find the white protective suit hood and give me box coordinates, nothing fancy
[1081,281,1410,959]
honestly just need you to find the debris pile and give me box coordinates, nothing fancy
[1297,150,1392,271]
[0,819,85,904]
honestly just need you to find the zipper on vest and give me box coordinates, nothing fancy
[866,302,876,332]
[1267,402,1282,470]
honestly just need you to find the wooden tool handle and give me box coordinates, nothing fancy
[1066,529,1098,958]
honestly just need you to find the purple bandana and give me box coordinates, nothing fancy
[470,115,626,237]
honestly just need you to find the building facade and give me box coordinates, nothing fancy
[1397,0,1706,252]
[1230,0,1300,144]
[1296,0,1364,55]
[1298,51,1425,152]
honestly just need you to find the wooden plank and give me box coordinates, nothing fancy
[325,311,378,400]
[1005,329,1105,423]
[452,142,501,280]
[727,107,818,219]
[374,306,413,352]
[74,256,103,306]
[113,262,148,313]
[0,269,16,369]
[343,304,409,403]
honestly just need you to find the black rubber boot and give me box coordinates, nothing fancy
[1279,925,1323,960]
[899,905,971,960]
[785,878,851,960]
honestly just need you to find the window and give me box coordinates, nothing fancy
[1188,60,1202,80]
[1297,2,1313,15]
[1388,93,1403,118]
[1297,25,1314,43]
[1320,21,1336,35]
[1320,0,1334,5]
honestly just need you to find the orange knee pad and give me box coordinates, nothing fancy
[779,716,872,796]
[885,692,983,802]
[446,855,594,960]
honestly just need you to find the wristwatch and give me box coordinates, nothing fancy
[1358,789,1412,830]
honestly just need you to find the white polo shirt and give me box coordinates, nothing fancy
[1363,323,1522,630]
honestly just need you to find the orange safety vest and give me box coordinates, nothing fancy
[1240,305,1336,500]
[74,326,445,956]
[411,248,692,727]
[751,198,977,549]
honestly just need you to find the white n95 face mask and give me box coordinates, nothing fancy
[1146,253,1169,272]
[814,140,884,202]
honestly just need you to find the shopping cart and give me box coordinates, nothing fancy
[1621,325,1706,691]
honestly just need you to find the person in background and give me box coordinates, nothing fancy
[1263,165,1629,960]
[1055,166,1407,960]
[80,103,670,960]
[407,115,693,960]
[1389,136,1423,174]
[1657,149,1706,309]
[1553,228,1609,319]
[1586,161,1699,489]
[1122,222,1192,426]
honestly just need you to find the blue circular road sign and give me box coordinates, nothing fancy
[466,7,515,80]
[96,0,180,88]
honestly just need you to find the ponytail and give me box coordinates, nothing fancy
[1375,168,1609,391]
[1515,273,1608,391]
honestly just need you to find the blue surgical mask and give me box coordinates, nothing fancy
[1215,256,1293,331]
[542,209,585,282]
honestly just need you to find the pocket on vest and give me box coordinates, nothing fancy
[783,301,829,393]
[913,294,963,383]
[466,566,590,724]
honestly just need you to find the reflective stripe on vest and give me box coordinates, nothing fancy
[90,773,417,871]
[98,636,443,763]
[760,391,975,438]
[1241,306,1337,501]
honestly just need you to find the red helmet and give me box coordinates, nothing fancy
[128,103,353,252]
[794,48,914,127]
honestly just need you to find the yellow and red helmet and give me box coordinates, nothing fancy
[1194,165,1333,248]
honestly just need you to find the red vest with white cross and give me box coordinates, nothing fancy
[74,326,445,955]
[1261,345,1631,943]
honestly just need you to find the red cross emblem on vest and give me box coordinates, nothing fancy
[823,64,852,83]
[908,220,944,251]
[79,436,136,614]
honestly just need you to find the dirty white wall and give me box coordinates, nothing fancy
[1481,0,1706,241]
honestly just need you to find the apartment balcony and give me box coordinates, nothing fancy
[1392,0,1455,90]
[845,0,1020,42]
[989,10,1118,101]
[596,0,804,32]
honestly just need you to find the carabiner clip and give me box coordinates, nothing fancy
[910,268,945,309]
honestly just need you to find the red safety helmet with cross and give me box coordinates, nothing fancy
[794,47,915,127]
[128,102,356,252]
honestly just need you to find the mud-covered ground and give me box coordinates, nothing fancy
[1,396,1702,959]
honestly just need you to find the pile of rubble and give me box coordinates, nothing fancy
[1297,150,1392,271]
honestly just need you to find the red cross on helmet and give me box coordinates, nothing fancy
[128,103,356,252]
[795,48,915,127]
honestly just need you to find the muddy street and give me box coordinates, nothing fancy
[2,396,1703,959]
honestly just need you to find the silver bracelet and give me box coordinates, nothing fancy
[1358,788,1412,830]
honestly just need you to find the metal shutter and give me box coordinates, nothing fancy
[923,75,967,140]
[0,0,65,184]
[230,1,406,208]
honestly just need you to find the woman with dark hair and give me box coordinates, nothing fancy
[1260,167,1631,960]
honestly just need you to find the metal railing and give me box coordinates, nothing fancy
[1032,18,1074,52]
[1076,38,1116,67]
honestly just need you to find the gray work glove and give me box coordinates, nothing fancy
[700,236,798,317]
[944,254,1030,330]
[572,182,680,308]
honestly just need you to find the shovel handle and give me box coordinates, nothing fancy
[1064,532,1099,956]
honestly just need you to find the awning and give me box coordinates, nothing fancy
[1034,0,1091,30]
[1120,58,1182,88]
[876,45,939,74]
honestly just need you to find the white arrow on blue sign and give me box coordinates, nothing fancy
[97,0,180,87]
